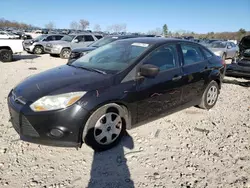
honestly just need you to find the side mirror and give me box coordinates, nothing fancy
[73,39,79,43]
[227,45,232,49]
[140,64,159,78]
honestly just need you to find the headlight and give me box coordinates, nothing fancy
[80,51,89,57]
[30,91,86,112]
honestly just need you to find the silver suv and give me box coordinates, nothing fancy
[44,33,100,58]
[23,34,65,54]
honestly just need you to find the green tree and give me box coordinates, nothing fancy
[163,24,168,37]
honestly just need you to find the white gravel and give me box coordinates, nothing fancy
[0,53,249,188]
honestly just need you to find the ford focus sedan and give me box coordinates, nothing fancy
[8,38,225,151]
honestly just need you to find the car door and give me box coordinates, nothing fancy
[230,42,238,57]
[71,35,85,49]
[135,43,183,122]
[226,42,234,58]
[179,42,209,104]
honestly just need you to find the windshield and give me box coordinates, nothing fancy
[61,35,76,42]
[89,37,118,47]
[210,41,227,48]
[71,40,151,73]
[33,34,47,42]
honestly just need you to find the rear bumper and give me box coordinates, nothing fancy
[226,70,250,78]
[7,91,90,148]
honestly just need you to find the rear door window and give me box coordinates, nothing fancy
[180,44,204,65]
[55,35,64,40]
[84,35,95,41]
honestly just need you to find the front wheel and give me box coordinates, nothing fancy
[0,49,13,62]
[83,104,127,151]
[198,81,219,110]
[60,48,71,59]
[33,46,44,54]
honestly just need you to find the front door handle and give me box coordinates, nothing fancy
[172,75,182,81]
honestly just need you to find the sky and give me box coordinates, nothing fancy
[1,0,250,33]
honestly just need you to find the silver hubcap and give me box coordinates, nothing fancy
[2,52,10,60]
[207,85,218,106]
[94,112,122,145]
[35,47,42,54]
[63,50,70,58]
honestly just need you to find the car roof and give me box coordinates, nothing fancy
[69,33,95,35]
[115,37,186,45]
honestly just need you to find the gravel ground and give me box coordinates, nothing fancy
[0,53,249,188]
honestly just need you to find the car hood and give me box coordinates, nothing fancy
[13,65,112,102]
[239,35,250,52]
[71,47,97,53]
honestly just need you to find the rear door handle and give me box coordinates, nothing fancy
[172,75,182,81]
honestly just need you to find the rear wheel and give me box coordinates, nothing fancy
[33,46,43,54]
[0,49,13,62]
[198,81,219,110]
[60,48,71,59]
[83,104,127,151]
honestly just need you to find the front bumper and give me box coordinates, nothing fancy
[23,44,35,52]
[7,91,90,147]
[44,47,61,55]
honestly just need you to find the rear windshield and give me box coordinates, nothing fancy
[210,41,226,48]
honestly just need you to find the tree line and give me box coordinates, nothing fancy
[151,24,250,41]
[0,18,249,41]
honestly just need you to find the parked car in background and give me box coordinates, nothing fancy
[208,41,239,60]
[0,39,23,62]
[23,34,65,54]
[239,35,250,56]
[69,35,157,62]
[226,36,250,79]
[8,38,225,151]
[226,50,250,78]
[0,31,19,39]
[44,33,99,59]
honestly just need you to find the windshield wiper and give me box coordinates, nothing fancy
[68,64,106,74]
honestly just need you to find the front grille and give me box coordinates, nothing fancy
[21,116,39,137]
[9,108,21,134]
[9,106,39,137]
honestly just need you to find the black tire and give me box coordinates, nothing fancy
[222,53,226,60]
[33,46,44,54]
[0,49,13,62]
[198,81,219,110]
[83,103,128,151]
[60,48,71,59]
